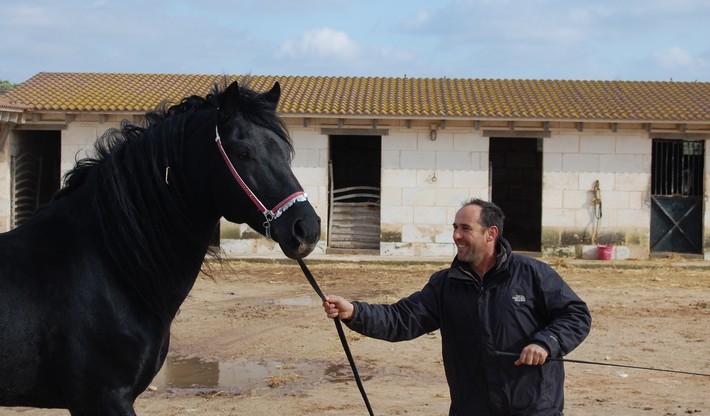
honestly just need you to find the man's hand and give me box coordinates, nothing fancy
[323,295,355,320]
[514,343,549,366]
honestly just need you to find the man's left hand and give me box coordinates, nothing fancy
[514,344,549,366]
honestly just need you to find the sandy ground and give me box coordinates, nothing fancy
[5,258,710,415]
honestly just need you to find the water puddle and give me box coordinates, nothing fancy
[263,294,317,306]
[152,356,305,392]
[149,293,384,394]
[150,355,373,394]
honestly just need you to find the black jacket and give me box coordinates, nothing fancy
[345,238,591,415]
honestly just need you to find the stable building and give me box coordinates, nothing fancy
[1,72,709,259]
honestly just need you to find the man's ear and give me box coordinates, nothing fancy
[487,225,499,242]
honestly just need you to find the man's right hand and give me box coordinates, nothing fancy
[323,295,355,320]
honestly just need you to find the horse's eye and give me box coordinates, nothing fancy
[236,151,249,160]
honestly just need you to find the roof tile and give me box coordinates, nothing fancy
[0,72,708,122]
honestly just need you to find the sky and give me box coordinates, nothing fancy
[1,0,709,84]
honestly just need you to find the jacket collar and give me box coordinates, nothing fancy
[449,237,513,282]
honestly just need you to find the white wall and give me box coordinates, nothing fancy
[0,120,680,260]
[61,122,121,177]
[380,127,488,256]
[0,131,11,230]
[222,126,660,259]
[543,131,651,253]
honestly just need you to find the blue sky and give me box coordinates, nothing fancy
[1,0,708,84]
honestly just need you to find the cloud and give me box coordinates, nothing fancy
[399,10,434,31]
[649,46,710,80]
[271,27,423,77]
[276,28,362,61]
[3,0,708,83]
[652,47,695,68]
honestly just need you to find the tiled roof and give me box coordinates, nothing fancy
[1,72,708,122]
[0,95,28,111]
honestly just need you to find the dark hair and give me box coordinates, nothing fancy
[463,198,505,236]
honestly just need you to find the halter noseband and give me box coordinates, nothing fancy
[214,126,308,239]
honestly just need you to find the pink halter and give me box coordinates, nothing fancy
[214,126,308,239]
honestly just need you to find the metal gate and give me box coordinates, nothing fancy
[11,153,43,228]
[327,161,381,253]
[650,139,704,254]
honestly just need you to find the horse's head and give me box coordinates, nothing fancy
[211,81,320,259]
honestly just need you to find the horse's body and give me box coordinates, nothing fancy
[0,81,320,415]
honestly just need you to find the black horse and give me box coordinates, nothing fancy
[0,80,321,415]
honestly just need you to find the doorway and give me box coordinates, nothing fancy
[327,135,381,253]
[10,130,61,228]
[489,137,543,252]
[650,139,704,255]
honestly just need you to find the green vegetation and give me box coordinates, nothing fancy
[0,80,16,94]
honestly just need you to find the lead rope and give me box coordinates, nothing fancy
[297,259,375,416]
[214,123,372,411]
[495,351,710,377]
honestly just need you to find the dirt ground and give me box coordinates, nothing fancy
[6,258,710,415]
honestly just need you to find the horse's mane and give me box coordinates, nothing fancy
[54,79,293,320]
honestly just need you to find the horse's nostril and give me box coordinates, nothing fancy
[293,219,307,240]
[293,218,320,245]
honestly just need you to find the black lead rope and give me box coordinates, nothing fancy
[495,351,710,377]
[297,259,375,416]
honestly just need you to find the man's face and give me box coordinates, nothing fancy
[452,204,491,265]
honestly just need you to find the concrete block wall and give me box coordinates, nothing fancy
[220,126,658,259]
[380,127,488,256]
[6,120,696,261]
[703,138,710,259]
[542,131,651,254]
[222,126,491,258]
[61,123,120,178]
[0,133,11,231]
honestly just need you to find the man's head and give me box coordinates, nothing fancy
[452,199,505,267]
[462,199,505,236]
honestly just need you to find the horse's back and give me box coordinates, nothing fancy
[0,204,102,407]
[0,201,164,411]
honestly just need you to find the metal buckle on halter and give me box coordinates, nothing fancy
[263,210,275,239]
[263,221,272,239]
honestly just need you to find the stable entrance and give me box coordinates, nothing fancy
[10,130,61,228]
[489,137,543,252]
[327,135,381,254]
[650,139,704,255]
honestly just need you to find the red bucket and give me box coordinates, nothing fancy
[597,245,613,260]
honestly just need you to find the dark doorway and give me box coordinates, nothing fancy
[10,130,61,228]
[328,135,381,253]
[489,137,543,252]
[650,139,704,255]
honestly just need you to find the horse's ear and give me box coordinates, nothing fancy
[262,82,281,110]
[218,81,242,123]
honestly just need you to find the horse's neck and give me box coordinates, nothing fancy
[88,163,218,320]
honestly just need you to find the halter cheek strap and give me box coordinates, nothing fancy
[214,126,308,239]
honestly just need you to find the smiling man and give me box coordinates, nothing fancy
[323,198,591,415]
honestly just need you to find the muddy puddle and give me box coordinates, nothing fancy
[150,355,374,394]
[149,293,410,395]
[263,294,318,306]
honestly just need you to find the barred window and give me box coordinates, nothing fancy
[651,139,704,197]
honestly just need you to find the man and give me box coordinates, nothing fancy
[323,198,591,415]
